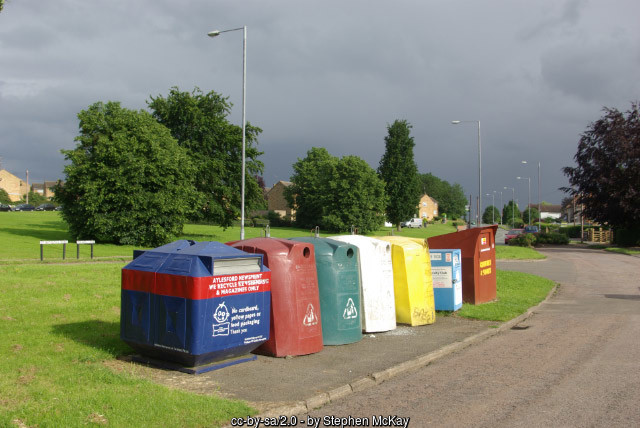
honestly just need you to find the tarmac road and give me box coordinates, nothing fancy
[307,246,640,427]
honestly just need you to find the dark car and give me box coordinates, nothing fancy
[0,203,11,212]
[35,203,56,211]
[504,228,524,244]
[524,225,539,234]
[14,204,36,211]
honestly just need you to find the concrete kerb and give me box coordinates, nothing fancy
[247,283,560,421]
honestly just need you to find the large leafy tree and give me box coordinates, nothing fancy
[286,148,387,233]
[482,205,500,224]
[521,206,540,224]
[0,189,11,204]
[502,200,522,227]
[148,87,264,227]
[419,173,467,219]
[562,103,640,229]
[378,120,421,229]
[54,101,197,246]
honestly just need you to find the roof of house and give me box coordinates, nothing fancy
[530,203,562,213]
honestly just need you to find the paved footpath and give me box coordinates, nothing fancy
[306,246,640,427]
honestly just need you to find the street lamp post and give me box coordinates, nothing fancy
[504,186,515,226]
[522,160,542,231]
[208,26,247,240]
[517,176,531,226]
[495,190,503,225]
[452,120,481,227]
[485,193,495,224]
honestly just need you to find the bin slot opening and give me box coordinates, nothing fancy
[129,253,166,269]
[164,255,193,275]
[213,257,262,275]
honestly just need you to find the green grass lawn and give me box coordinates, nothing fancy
[495,245,546,260]
[0,263,253,427]
[454,269,556,322]
[0,212,553,425]
[604,247,640,256]
[0,212,456,262]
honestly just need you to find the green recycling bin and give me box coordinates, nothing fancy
[291,237,362,345]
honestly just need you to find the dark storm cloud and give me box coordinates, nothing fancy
[1,0,639,208]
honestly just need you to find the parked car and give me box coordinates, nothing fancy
[504,228,524,244]
[523,225,539,234]
[35,203,56,211]
[404,217,423,228]
[14,204,36,211]
[0,203,11,212]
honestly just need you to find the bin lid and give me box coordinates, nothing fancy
[125,240,265,277]
[290,237,357,259]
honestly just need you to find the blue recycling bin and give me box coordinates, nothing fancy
[121,240,271,369]
[429,249,462,311]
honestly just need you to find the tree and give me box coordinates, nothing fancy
[482,205,500,224]
[54,101,197,246]
[0,189,10,204]
[502,200,522,226]
[562,102,640,229]
[21,191,47,206]
[286,148,387,234]
[418,173,467,219]
[522,207,540,224]
[378,120,421,229]
[148,87,264,227]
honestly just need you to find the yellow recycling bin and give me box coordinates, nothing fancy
[377,236,436,326]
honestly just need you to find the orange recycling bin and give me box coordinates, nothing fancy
[427,225,497,304]
[227,238,323,357]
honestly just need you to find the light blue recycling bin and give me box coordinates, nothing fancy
[429,249,462,311]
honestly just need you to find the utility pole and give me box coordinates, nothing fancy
[26,169,29,205]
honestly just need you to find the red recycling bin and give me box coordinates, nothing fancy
[427,225,497,304]
[227,238,323,357]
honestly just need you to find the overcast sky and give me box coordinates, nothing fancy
[1,0,639,210]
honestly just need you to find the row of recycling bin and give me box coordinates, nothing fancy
[121,227,497,367]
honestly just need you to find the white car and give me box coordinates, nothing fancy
[404,218,423,228]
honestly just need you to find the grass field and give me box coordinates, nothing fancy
[0,212,554,426]
[495,245,545,260]
[0,212,456,262]
[454,270,555,321]
[0,263,253,427]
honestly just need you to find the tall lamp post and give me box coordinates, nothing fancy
[522,160,541,231]
[504,186,515,226]
[495,190,503,225]
[208,26,247,240]
[517,176,531,226]
[484,193,495,224]
[452,120,481,227]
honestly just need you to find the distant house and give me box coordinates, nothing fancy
[418,194,439,220]
[32,181,59,199]
[561,196,587,224]
[532,203,562,220]
[0,169,28,202]
[266,181,295,218]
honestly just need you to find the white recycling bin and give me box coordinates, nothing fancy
[331,235,396,332]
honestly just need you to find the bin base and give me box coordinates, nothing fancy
[120,353,257,375]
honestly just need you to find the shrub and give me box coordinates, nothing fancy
[614,228,640,247]
[508,233,536,247]
[0,189,11,204]
[535,232,569,245]
[266,210,292,227]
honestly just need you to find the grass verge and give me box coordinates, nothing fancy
[0,212,456,262]
[604,247,640,256]
[453,269,555,322]
[495,245,546,260]
[0,263,253,427]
